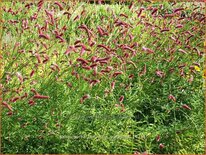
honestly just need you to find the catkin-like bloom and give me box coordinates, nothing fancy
[119,95,124,103]
[33,95,50,99]
[182,104,191,110]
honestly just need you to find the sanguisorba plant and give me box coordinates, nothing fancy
[1,0,205,154]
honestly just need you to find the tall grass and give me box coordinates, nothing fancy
[1,1,205,154]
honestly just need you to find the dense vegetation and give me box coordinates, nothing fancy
[1,1,205,154]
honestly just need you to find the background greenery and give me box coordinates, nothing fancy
[1,1,205,154]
